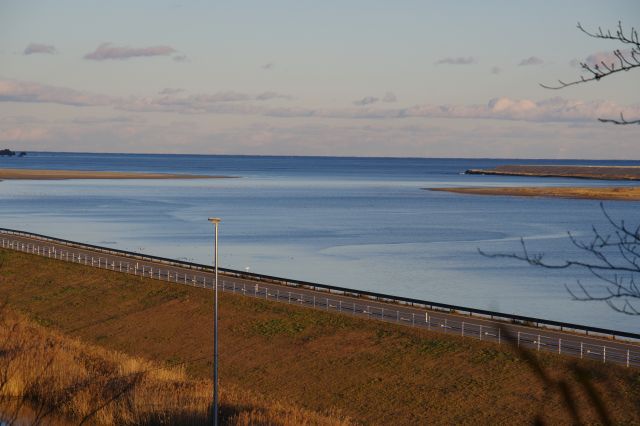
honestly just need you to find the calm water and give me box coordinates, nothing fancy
[1,152,639,332]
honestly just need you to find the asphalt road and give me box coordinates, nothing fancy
[2,232,639,368]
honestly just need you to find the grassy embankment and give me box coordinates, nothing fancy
[0,309,348,425]
[1,248,640,424]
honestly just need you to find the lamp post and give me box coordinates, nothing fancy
[208,217,221,426]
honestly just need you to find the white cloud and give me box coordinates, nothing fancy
[255,91,291,101]
[23,43,57,55]
[0,79,111,106]
[570,49,634,69]
[84,43,177,60]
[353,96,379,106]
[158,88,184,95]
[382,92,397,103]
[518,56,544,66]
[435,56,476,65]
[1,79,638,125]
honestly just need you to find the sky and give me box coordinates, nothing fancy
[1,0,639,158]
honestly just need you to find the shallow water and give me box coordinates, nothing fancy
[1,152,639,332]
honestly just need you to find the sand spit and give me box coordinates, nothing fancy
[465,165,640,181]
[428,186,640,201]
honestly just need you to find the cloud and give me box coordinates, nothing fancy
[7,116,638,159]
[518,56,544,66]
[491,66,501,74]
[266,96,640,124]
[2,78,637,125]
[262,62,274,70]
[158,88,184,95]
[353,96,379,106]
[572,49,634,69]
[23,43,57,55]
[435,56,476,65]
[0,79,111,106]
[382,92,397,103]
[255,91,291,101]
[83,43,176,60]
[71,115,146,124]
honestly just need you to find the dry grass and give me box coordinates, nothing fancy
[0,308,352,425]
[1,248,640,424]
[429,186,640,201]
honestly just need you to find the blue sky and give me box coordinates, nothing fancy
[1,1,639,158]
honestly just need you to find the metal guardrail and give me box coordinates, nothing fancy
[1,227,639,343]
[2,233,640,368]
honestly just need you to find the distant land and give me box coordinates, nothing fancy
[0,148,26,157]
[433,165,640,201]
[0,168,233,180]
[465,165,640,181]
[429,186,640,201]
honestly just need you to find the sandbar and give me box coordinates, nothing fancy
[465,165,640,181]
[0,168,233,180]
[428,186,640,201]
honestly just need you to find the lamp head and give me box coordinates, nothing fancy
[208,217,221,224]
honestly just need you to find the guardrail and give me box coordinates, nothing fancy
[2,231,640,368]
[1,227,639,343]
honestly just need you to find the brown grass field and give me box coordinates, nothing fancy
[0,168,230,180]
[0,308,352,425]
[428,186,640,201]
[1,248,640,424]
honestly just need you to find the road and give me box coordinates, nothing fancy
[1,231,639,368]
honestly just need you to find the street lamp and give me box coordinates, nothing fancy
[208,217,221,426]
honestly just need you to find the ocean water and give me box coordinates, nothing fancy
[1,152,639,332]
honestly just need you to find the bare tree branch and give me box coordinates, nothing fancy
[480,203,640,315]
[540,21,640,124]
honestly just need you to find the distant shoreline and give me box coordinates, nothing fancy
[0,168,235,180]
[465,165,640,181]
[428,186,640,201]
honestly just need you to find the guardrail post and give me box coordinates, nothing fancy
[288,292,291,303]
[517,331,520,347]
[461,322,464,336]
[603,346,606,363]
[537,335,541,351]
[479,325,482,341]
[426,312,430,331]
[580,342,583,359]
[558,339,561,354]
[498,328,501,345]
[412,313,415,326]
[313,295,315,307]
[396,310,399,323]
[339,300,342,312]
[627,350,630,367]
